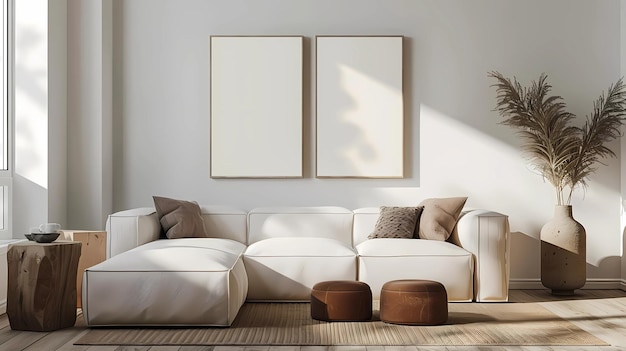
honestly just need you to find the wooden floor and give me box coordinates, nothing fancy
[0,289,625,351]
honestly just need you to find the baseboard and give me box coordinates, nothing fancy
[509,279,544,289]
[584,279,624,289]
[0,299,5,315]
[510,278,623,290]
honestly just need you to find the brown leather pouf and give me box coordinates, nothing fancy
[380,279,448,325]
[311,280,372,322]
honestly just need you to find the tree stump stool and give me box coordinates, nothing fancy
[7,241,82,331]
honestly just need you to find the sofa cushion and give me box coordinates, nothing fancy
[199,206,248,244]
[94,238,247,271]
[368,206,423,239]
[357,237,471,257]
[247,207,354,246]
[417,197,467,241]
[245,237,356,257]
[153,196,208,239]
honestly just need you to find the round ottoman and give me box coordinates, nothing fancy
[311,280,372,322]
[380,279,448,325]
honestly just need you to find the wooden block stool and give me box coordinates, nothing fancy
[311,280,372,322]
[380,279,448,325]
[7,241,82,331]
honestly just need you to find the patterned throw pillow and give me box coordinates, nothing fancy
[152,196,209,239]
[368,206,424,239]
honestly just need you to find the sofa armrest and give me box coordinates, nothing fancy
[105,207,161,258]
[451,209,510,302]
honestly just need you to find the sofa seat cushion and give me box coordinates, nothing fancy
[244,237,357,301]
[82,238,248,327]
[357,238,470,257]
[100,238,247,271]
[245,237,356,257]
[356,239,473,301]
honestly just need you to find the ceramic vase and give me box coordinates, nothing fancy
[540,205,586,295]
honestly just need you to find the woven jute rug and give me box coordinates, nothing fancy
[75,302,607,346]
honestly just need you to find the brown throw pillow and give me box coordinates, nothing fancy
[368,206,424,239]
[152,196,208,239]
[417,197,467,241]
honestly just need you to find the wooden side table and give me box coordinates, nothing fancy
[7,241,82,331]
[60,230,107,308]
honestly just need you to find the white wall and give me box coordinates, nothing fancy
[48,0,68,230]
[84,0,624,286]
[66,0,113,230]
[13,0,68,237]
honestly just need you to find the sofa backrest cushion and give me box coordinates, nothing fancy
[200,205,248,244]
[353,207,382,246]
[247,206,354,245]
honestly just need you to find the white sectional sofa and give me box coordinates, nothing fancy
[83,206,249,327]
[82,205,510,327]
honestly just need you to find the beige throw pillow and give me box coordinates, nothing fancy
[417,197,467,241]
[368,206,424,239]
[153,196,209,239]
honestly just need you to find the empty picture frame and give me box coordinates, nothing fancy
[210,36,303,178]
[316,36,404,178]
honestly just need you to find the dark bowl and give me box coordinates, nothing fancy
[31,232,60,243]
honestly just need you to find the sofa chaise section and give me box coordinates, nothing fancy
[82,206,249,326]
[244,206,357,301]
